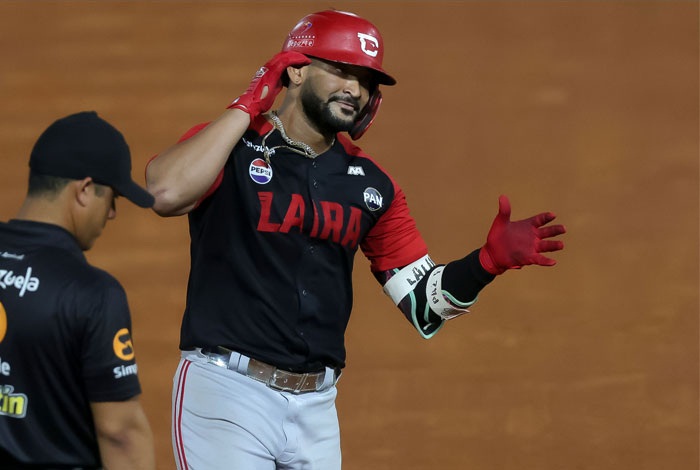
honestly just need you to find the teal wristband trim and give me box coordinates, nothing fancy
[409,290,443,339]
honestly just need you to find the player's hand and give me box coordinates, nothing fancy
[227,51,311,119]
[479,195,566,275]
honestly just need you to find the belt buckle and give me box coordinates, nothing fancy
[268,369,301,393]
[294,373,310,394]
[267,369,317,394]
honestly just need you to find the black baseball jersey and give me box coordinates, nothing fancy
[177,116,428,372]
[0,220,141,468]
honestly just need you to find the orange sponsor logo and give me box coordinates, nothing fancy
[0,302,6,343]
[112,328,135,361]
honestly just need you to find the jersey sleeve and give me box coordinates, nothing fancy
[360,183,428,272]
[79,274,142,402]
[145,122,225,205]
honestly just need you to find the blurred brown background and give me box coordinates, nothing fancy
[1,1,697,469]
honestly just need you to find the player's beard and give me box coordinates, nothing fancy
[301,86,359,137]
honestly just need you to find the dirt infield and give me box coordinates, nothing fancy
[1,2,697,469]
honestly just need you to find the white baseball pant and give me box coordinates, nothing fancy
[172,351,342,470]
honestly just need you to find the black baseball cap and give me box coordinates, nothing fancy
[29,111,154,208]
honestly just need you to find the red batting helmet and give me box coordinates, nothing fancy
[282,10,396,86]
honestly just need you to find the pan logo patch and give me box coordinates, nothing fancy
[249,158,273,184]
[363,187,383,211]
[113,328,135,361]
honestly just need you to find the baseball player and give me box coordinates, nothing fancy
[146,9,566,470]
[0,112,156,469]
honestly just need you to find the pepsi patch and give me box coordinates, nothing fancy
[363,187,383,211]
[249,158,273,184]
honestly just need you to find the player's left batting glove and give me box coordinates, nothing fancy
[228,51,311,119]
[479,195,566,275]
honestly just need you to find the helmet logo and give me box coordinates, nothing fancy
[287,21,315,48]
[357,32,379,57]
[299,21,313,34]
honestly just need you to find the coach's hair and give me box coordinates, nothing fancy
[28,170,112,198]
[27,171,109,200]
[28,171,112,199]
[27,171,72,198]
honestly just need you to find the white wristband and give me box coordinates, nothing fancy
[382,255,435,305]
[425,266,471,320]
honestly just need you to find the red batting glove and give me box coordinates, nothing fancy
[227,51,311,118]
[479,195,566,275]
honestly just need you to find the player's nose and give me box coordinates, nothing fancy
[342,77,362,98]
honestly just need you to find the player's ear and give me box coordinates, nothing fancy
[285,65,304,87]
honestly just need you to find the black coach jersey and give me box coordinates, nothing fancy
[177,116,428,372]
[0,220,141,468]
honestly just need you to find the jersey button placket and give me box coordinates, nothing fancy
[310,159,319,189]
[299,159,318,342]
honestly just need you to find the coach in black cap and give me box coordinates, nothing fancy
[30,110,154,208]
[20,111,154,250]
[0,111,156,469]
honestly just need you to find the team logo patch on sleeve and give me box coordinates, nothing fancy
[113,328,135,361]
[363,187,383,211]
[249,158,273,184]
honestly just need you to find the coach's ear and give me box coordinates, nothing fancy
[74,177,96,207]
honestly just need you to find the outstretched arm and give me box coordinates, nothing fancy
[378,195,566,337]
[145,51,311,216]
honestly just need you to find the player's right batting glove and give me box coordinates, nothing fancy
[228,51,311,119]
[479,195,566,275]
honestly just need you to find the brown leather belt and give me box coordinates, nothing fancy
[200,347,337,394]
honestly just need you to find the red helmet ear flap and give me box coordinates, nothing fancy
[350,89,382,140]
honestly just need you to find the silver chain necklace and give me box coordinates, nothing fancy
[268,111,334,160]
